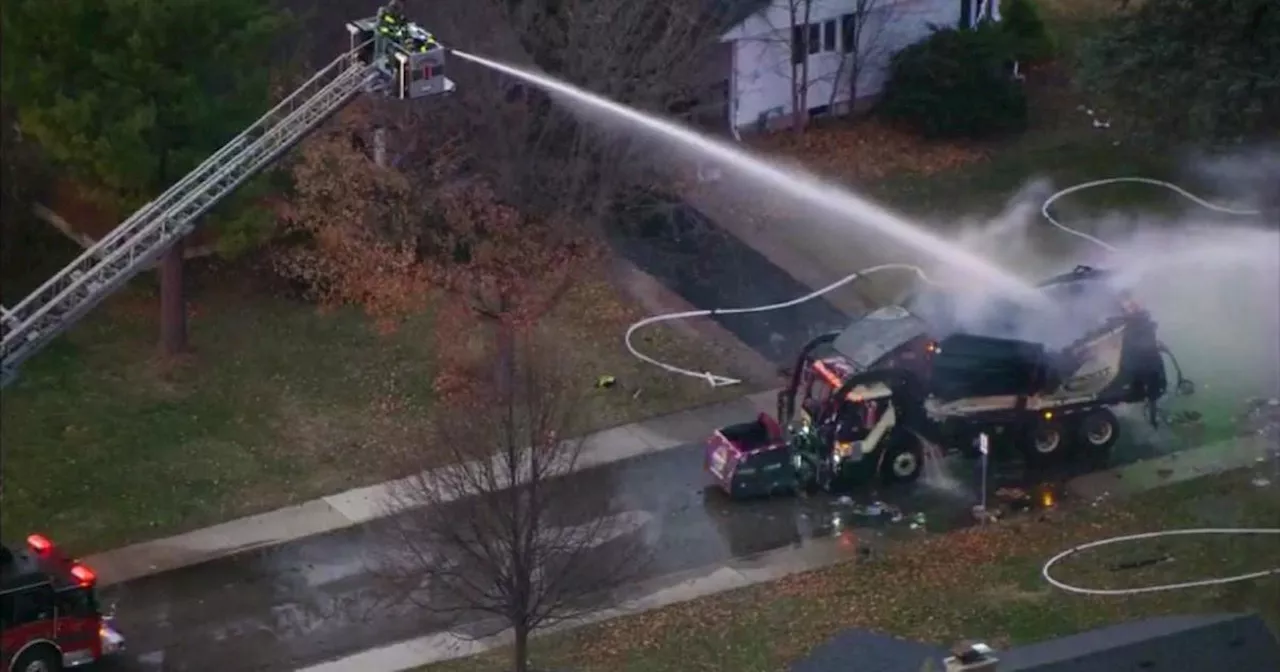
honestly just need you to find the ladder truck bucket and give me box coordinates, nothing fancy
[346,16,455,101]
[394,46,455,100]
[347,20,378,68]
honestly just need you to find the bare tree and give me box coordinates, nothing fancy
[374,337,652,672]
[747,0,835,133]
[787,0,817,133]
[742,1,902,132]
[828,0,896,112]
[393,0,727,232]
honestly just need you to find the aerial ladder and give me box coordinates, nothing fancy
[0,7,454,387]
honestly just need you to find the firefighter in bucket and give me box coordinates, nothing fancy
[377,0,408,42]
[406,24,440,53]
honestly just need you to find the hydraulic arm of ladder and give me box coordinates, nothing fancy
[0,47,381,387]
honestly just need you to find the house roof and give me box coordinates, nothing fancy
[999,612,1280,672]
[789,628,948,672]
[706,0,772,31]
[791,613,1280,672]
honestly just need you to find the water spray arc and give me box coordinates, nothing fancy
[449,49,1040,303]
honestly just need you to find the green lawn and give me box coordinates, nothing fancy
[864,135,1189,220]
[0,260,751,555]
[426,467,1280,672]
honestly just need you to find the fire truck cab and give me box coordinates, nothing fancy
[1,535,123,671]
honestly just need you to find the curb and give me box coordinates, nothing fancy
[84,390,781,587]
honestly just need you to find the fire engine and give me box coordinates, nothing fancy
[1,535,124,671]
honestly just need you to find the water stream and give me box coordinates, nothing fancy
[450,50,1042,306]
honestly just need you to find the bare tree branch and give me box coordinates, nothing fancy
[829,0,898,112]
[398,0,727,231]
[372,337,653,672]
[738,0,900,131]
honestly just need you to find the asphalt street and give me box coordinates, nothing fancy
[95,428,1175,671]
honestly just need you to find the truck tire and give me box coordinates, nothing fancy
[880,432,924,483]
[1024,417,1071,465]
[11,644,62,672]
[1077,408,1120,452]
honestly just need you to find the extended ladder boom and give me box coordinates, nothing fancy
[1,5,456,388]
[0,49,377,387]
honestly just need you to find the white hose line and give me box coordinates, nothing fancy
[1042,528,1280,596]
[1041,177,1262,252]
[624,263,935,387]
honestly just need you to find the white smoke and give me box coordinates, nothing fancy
[927,155,1280,402]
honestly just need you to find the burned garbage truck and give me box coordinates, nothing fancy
[704,266,1194,498]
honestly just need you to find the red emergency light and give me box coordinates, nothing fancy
[26,533,53,554]
[70,563,97,587]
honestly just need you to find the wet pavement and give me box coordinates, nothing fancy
[610,192,850,362]
[96,425,1181,671]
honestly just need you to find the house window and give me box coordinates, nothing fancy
[793,19,839,63]
[841,13,857,53]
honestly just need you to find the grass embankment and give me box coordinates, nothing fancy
[0,248,750,554]
[429,468,1280,672]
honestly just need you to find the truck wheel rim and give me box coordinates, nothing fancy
[893,452,918,477]
[1086,418,1114,445]
[24,660,51,672]
[1034,428,1061,454]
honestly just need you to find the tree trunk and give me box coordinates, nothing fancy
[793,0,813,134]
[512,623,530,672]
[159,237,188,356]
[493,309,515,394]
[373,126,387,167]
[790,61,805,132]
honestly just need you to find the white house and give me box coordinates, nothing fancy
[705,0,999,132]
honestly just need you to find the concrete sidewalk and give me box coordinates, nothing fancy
[84,390,780,586]
[1067,435,1274,501]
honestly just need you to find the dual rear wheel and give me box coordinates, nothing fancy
[1025,407,1120,465]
